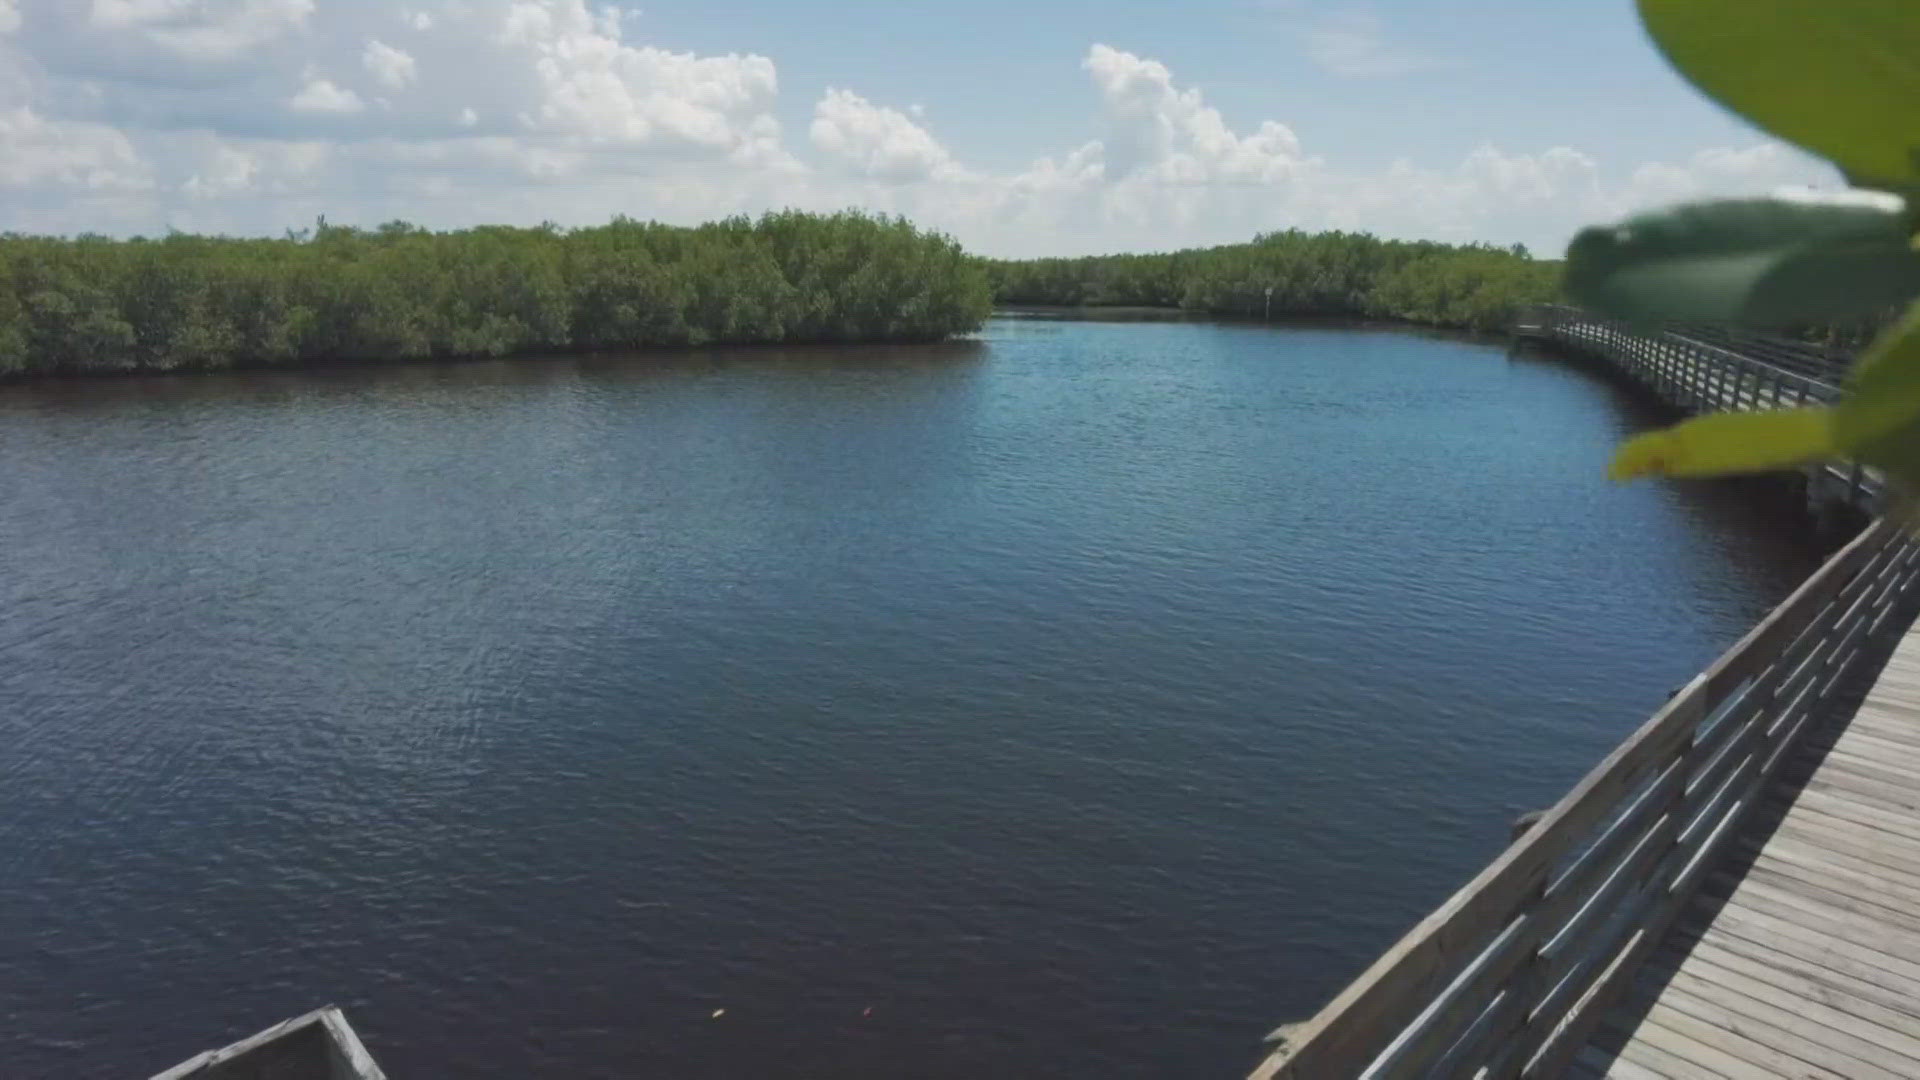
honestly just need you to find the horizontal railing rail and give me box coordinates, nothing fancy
[1516,304,1852,389]
[1514,303,1878,516]
[1251,517,1920,1079]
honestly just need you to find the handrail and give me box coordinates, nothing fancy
[1514,303,1878,516]
[1519,303,1851,388]
[1251,518,1920,1079]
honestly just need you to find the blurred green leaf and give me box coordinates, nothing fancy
[1610,407,1835,480]
[1639,0,1920,187]
[1565,195,1920,327]
[1835,301,1920,487]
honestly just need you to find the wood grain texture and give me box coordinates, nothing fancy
[1584,615,1920,1078]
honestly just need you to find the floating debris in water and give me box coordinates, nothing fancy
[711,1009,725,1019]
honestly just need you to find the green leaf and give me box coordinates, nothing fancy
[1834,301,1920,485]
[1565,195,1920,327]
[1610,408,1835,481]
[1638,0,1920,187]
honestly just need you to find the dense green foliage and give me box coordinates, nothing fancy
[985,230,1561,331]
[0,211,992,376]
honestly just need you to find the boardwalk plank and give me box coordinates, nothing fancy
[1601,999,1850,1080]
[1659,940,1920,1050]
[1619,972,1910,1080]
[1571,1046,1671,1080]
[1586,590,1920,1078]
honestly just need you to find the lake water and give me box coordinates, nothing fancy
[0,317,1830,1078]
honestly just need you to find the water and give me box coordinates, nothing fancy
[0,317,1828,1078]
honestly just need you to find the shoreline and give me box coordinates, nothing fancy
[0,312,1519,386]
[992,303,1507,342]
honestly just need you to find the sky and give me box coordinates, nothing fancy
[0,0,1844,257]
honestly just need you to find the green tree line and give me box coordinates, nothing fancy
[0,211,992,376]
[984,230,1562,332]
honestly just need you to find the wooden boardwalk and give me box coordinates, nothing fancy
[1516,304,1879,521]
[1577,621,1920,1079]
[1249,310,1920,1080]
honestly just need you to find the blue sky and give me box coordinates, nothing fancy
[0,0,1837,256]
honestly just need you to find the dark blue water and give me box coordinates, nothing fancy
[0,318,1827,1078]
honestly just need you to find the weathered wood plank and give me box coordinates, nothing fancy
[1800,765,1920,812]
[1602,991,1855,1080]
[1810,743,1920,786]
[1673,938,1920,1046]
[1573,1045,1674,1080]
[1761,816,1920,880]
[150,1005,387,1080]
[1766,787,1920,846]
[1735,828,1920,894]
[1624,963,1913,1080]
[1595,1029,1725,1080]
[1712,880,1920,969]
[1674,917,1920,1029]
[1747,854,1920,925]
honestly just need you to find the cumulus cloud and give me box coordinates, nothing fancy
[181,141,256,197]
[288,75,363,114]
[0,105,151,190]
[810,89,964,182]
[362,40,416,89]
[1082,44,1311,184]
[0,12,1844,257]
[1616,143,1823,210]
[497,0,781,159]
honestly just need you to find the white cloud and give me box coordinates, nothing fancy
[362,40,417,89]
[0,13,1847,258]
[0,0,19,35]
[181,142,256,197]
[173,132,331,200]
[1303,8,1435,77]
[288,76,364,114]
[89,0,314,62]
[0,105,151,190]
[1082,44,1311,184]
[1463,145,1599,204]
[1615,143,1826,211]
[496,0,781,159]
[810,88,964,182]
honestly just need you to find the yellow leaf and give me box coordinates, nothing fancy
[1610,408,1835,481]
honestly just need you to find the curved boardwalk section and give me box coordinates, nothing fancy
[1515,304,1877,521]
[1579,624,1920,1078]
[1251,311,1920,1079]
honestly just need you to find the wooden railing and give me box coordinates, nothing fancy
[1516,303,1842,407]
[1514,303,1878,517]
[1662,319,1852,387]
[1516,303,1852,390]
[1250,517,1920,1079]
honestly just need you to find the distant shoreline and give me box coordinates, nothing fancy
[991,304,1502,341]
